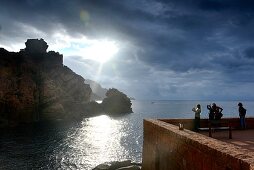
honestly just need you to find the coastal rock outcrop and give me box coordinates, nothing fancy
[0,39,132,126]
[102,88,133,114]
[93,160,141,170]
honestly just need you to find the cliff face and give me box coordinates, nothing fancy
[0,39,132,126]
[85,79,107,100]
[0,39,92,124]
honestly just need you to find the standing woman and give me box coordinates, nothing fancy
[238,102,247,129]
[192,104,201,131]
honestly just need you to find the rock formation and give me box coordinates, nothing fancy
[25,38,48,54]
[93,160,141,170]
[0,39,132,126]
[102,88,133,114]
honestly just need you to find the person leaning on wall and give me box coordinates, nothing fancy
[238,102,247,129]
[192,104,201,131]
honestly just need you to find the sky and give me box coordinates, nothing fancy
[1,0,254,100]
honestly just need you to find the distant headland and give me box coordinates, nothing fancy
[0,39,132,127]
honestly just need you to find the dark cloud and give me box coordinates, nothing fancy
[244,47,254,59]
[199,0,254,12]
[199,1,228,11]
[1,0,254,99]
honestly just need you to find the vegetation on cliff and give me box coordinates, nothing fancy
[0,39,132,126]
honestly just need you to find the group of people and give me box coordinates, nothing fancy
[192,102,247,131]
[207,103,223,120]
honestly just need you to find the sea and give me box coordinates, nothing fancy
[0,100,253,169]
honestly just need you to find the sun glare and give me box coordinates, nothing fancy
[84,40,119,63]
[51,32,119,64]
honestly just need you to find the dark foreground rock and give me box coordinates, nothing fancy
[0,39,132,126]
[93,160,141,170]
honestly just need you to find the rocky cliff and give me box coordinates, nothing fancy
[85,79,107,100]
[0,39,132,126]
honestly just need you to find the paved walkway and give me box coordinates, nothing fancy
[199,129,254,152]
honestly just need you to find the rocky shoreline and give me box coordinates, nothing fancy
[93,160,141,170]
[0,39,133,127]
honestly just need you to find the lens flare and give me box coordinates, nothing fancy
[80,10,90,23]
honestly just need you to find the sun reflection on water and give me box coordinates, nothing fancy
[64,115,128,169]
[86,115,117,158]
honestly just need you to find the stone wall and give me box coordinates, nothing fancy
[142,119,254,170]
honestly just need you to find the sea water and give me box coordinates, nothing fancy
[0,100,253,169]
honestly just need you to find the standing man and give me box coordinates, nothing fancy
[192,104,201,131]
[238,102,247,129]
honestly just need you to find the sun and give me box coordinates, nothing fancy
[57,36,119,64]
[84,40,119,63]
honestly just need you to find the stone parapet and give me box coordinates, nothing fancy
[142,119,254,170]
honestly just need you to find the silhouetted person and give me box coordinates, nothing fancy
[238,102,247,129]
[207,104,214,120]
[207,103,223,121]
[212,103,223,120]
[192,104,201,131]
